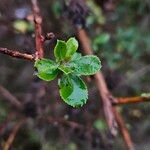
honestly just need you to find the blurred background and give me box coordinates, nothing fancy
[0,0,150,149]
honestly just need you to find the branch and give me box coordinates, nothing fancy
[0,47,35,61]
[3,118,26,150]
[31,0,44,59]
[0,0,44,61]
[114,96,150,105]
[113,108,135,150]
[76,28,118,136]
[0,85,23,109]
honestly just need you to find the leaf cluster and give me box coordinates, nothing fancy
[34,37,101,107]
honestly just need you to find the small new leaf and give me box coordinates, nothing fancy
[59,75,88,107]
[66,37,79,57]
[58,65,73,74]
[54,40,67,61]
[71,52,82,61]
[34,59,58,81]
[72,55,101,75]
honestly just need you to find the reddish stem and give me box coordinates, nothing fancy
[114,96,150,105]
[31,0,44,59]
[113,108,135,150]
[0,47,34,61]
[76,28,118,136]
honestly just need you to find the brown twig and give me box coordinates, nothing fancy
[3,118,27,150]
[113,108,135,150]
[0,47,35,61]
[31,0,44,59]
[76,27,134,149]
[0,85,23,109]
[0,0,44,61]
[114,96,150,105]
[31,0,47,117]
[76,28,118,136]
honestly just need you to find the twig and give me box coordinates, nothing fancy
[31,0,44,59]
[0,0,44,61]
[76,28,118,136]
[0,47,35,61]
[0,85,23,109]
[31,0,47,116]
[113,108,135,150]
[114,96,150,105]
[3,118,26,150]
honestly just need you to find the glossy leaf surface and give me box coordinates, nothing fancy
[66,37,78,57]
[59,75,88,107]
[54,40,67,61]
[72,55,101,75]
[58,64,73,74]
[35,59,58,81]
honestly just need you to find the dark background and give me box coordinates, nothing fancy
[0,0,150,149]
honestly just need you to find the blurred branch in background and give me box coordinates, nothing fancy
[76,29,118,134]
[0,85,23,109]
[3,118,27,150]
[113,108,135,150]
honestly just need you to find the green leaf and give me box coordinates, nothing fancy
[58,64,73,74]
[58,53,83,75]
[34,58,58,81]
[141,93,150,98]
[71,52,82,61]
[58,75,88,107]
[72,55,101,75]
[66,37,79,57]
[54,40,67,61]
